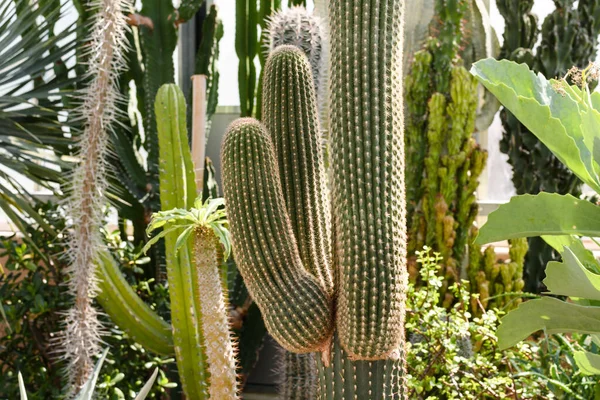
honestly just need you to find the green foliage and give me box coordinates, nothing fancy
[467,236,527,314]
[405,1,504,308]
[406,248,545,399]
[0,202,175,399]
[471,57,600,376]
[407,248,600,399]
[0,0,77,257]
[496,0,600,292]
[18,349,159,400]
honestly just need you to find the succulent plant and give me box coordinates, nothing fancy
[62,0,130,390]
[97,84,237,400]
[404,0,487,306]
[222,0,408,397]
[268,7,326,100]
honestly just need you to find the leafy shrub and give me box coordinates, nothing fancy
[406,248,597,399]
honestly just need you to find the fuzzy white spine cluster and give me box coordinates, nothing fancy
[267,7,326,100]
[62,0,130,391]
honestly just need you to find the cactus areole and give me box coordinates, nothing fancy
[222,0,407,398]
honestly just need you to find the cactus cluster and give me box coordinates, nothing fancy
[98,84,238,400]
[467,234,527,314]
[404,0,487,306]
[222,0,407,397]
[497,0,600,292]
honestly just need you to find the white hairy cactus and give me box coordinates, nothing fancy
[62,0,130,391]
[268,7,326,98]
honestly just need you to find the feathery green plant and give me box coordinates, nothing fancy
[222,0,407,397]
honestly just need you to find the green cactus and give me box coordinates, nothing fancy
[467,233,527,315]
[98,84,242,399]
[497,0,600,292]
[268,7,326,98]
[405,1,486,305]
[222,0,407,397]
[194,4,224,137]
[278,350,318,400]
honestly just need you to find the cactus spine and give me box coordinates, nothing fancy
[222,0,407,397]
[62,0,130,390]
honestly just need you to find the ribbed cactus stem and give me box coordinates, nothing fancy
[63,0,129,390]
[222,0,407,397]
[262,45,333,294]
[222,119,333,353]
[329,0,407,360]
[194,229,238,399]
[279,349,318,399]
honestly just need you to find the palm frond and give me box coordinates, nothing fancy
[0,0,80,242]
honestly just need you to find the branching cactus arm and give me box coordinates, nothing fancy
[222,119,333,353]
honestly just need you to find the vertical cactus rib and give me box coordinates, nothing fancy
[194,229,239,399]
[262,45,331,398]
[329,0,407,360]
[316,335,405,399]
[279,349,318,399]
[262,45,333,295]
[222,119,333,353]
[155,85,208,399]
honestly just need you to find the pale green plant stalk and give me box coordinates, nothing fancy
[144,197,238,398]
[62,0,130,391]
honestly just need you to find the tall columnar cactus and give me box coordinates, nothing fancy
[404,0,487,306]
[222,0,407,397]
[497,0,600,292]
[278,348,318,400]
[62,0,130,390]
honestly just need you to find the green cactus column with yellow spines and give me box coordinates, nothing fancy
[222,119,334,353]
[262,45,333,297]
[329,0,406,360]
[222,0,407,397]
